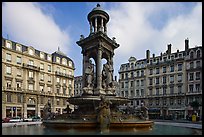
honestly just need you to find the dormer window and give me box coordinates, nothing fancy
[62,58,67,65]
[40,52,44,59]
[197,50,201,58]
[16,44,22,51]
[47,55,51,61]
[29,49,34,55]
[6,41,12,48]
[56,57,60,63]
[190,51,194,59]
[69,61,72,67]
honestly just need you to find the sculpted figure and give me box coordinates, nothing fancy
[85,60,94,88]
[102,62,113,88]
[140,102,149,120]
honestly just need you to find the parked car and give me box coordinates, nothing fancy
[32,116,41,121]
[2,117,11,123]
[23,117,33,122]
[9,116,23,123]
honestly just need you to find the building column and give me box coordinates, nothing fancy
[89,21,93,33]
[101,18,104,32]
[96,47,102,90]
[104,24,107,34]
[23,103,27,118]
[95,17,97,32]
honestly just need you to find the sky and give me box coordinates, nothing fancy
[2,2,202,78]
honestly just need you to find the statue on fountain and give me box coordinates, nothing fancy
[83,60,94,94]
[140,102,149,120]
[96,95,112,131]
[42,100,52,120]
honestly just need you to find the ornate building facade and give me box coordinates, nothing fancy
[2,37,75,119]
[118,38,202,120]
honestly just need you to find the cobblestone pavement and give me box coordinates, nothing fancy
[2,121,42,128]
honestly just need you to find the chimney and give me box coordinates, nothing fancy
[167,44,172,54]
[185,38,189,51]
[153,54,155,58]
[146,50,150,60]
[160,52,162,57]
[177,49,179,53]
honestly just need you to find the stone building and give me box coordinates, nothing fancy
[2,37,75,119]
[118,38,202,119]
[74,76,83,96]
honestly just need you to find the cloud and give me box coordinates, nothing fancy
[105,2,202,77]
[2,2,71,54]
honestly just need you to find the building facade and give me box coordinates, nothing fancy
[74,76,83,96]
[118,39,202,120]
[2,37,75,119]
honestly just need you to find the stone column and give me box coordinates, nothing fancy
[104,24,107,34]
[95,17,98,32]
[101,17,104,32]
[96,46,102,90]
[23,103,27,118]
[89,21,93,34]
[82,53,88,88]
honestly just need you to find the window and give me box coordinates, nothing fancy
[197,50,201,58]
[48,75,51,82]
[170,75,174,83]
[178,53,182,58]
[177,98,181,105]
[170,65,174,72]
[6,81,12,89]
[170,98,174,105]
[156,68,159,74]
[7,93,12,102]
[189,73,194,81]
[6,42,11,48]
[163,99,167,105]
[62,58,67,65]
[29,60,34,66]
[57,99,60,105]
[149,69,153,75]
[125,73,128,79]
[47,55,51,61]
[136,90,139,96]
[137,71,139,77]
[17,68,21,77]
[121,73,124,79]
[63,79,66,84]
[40,73,44,81]
[190,62,194,69]
[170,86,174,94]
[28,84,34,90]
[156,88,159,95]
[156,77,159,85]
[40,96,44,104]
[141,89,144,97]
[131,72,134,78]
[17,94,23,103]
[141,80,144,86]
[6,53,11,62]
[149,89,152,96]
[40,63,44,70]
[163,87,167,95]
[57,77,60,83]
[137,80,139,86]
[178,63,182,71]
[190,51,194,59]
[40,52,44,59]
[149,78,153,85]
[130,81,133,87]
[69,61,72,67]
[178,74,182,82]
[56,57,60,63]
[189,85,193,92]
[125,82,128,88]
[28,71,33,78]
[163,76,166,84]
[141,70,144,76]
[163,66,166,73]
[196,72,200,80]
[16,82,21,90]
[196,84,200,92]
[48,87,51,93]
[178,86,182,94]
[196,61,201,68]
[63,88,66,95]
[16,45,21,51]
[131,90,134,97]
[121,82,124,88]
[156,99,159,105]
[6,66,11,75]
[29,49,34,55]
[63,69,66,74]
[16,56,21,64]
[48,65,51,72]
[69,70,72,75]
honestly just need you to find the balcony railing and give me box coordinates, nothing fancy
[55,71,74,79]
[23,63,40,71]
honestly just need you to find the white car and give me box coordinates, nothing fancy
[23,117,33,122]
[9,117,23,123]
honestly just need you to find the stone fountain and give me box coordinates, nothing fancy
[42,4,153,133]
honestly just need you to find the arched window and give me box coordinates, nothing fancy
[56,57,60,63]
[28,98,35,104]
[197,50,201,58]
[190,51,194,59]
[62,58,67,65]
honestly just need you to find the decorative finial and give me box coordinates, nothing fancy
[58,46,60,51]
[97,3,100,7]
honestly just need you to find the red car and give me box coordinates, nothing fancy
[2,117,11,123]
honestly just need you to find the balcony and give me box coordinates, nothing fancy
[23,63,40,71]
[55,71,74,79]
